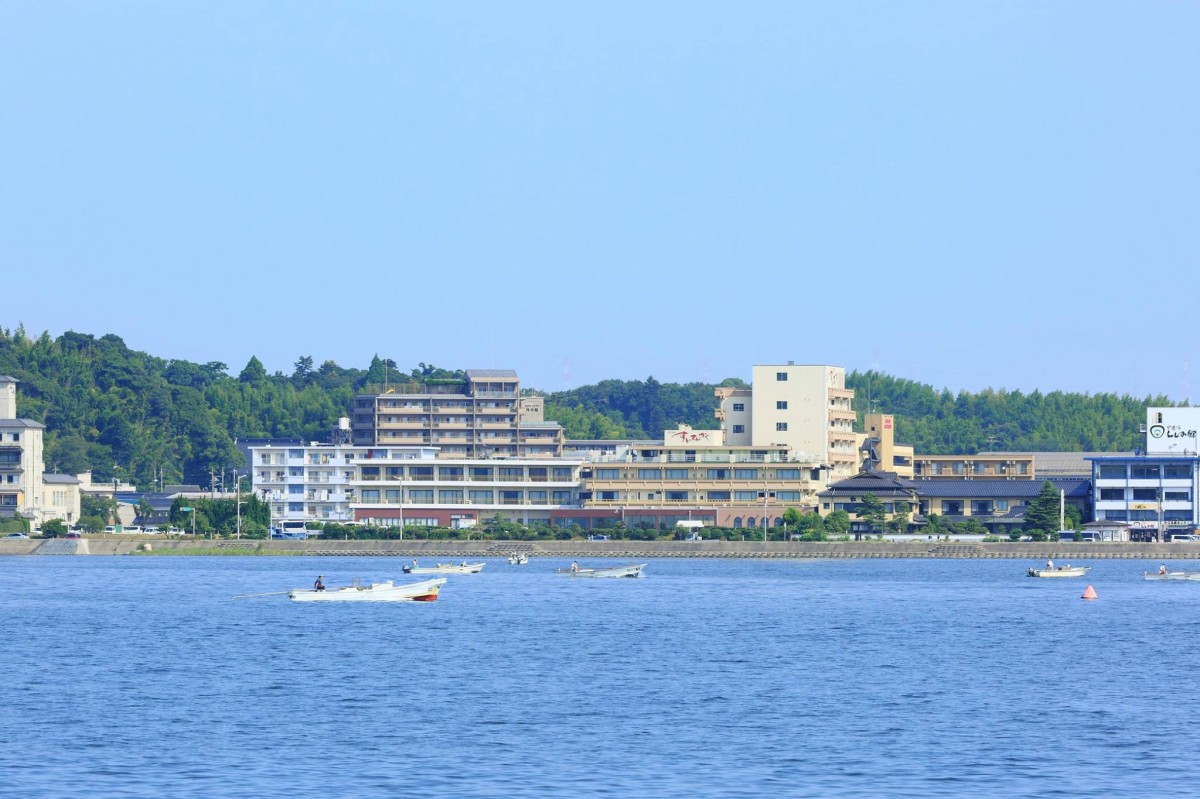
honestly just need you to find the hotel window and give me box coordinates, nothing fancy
[361,489,380,502]
[776,401,788,410]
[952,463,965,475]
[707,469,729,480]
[439,467,464,481]
[708,491,730,501]
[666,491,688,501]
[552,467,573,480]
[439,489,463,503]
[1165,465,1192,479]
[973,463,987,474]
[1098,464,1126,479]
[775,423,788,431]
[665,469,688,480]
[1165,491,1190,501]
[776,491,800,501]
[385,466,404,479]
[734,469,758,480]
[596,469,621,479]
[385,489,401,503]
[469,490,493,503]
[734,491,758,501]
[598,491,619,501]
[638,469,661,480]
[776,469,799,480]
[732,424,744,434]
[1099,488,1124,501]
[410,466,435,481]
[528,490,547,504]
[552,490,572,503]
[499,467,525,480]
[1132,488,1159,501]
[409,489,433,502]
[733,403,745,412]
[1131,465,1160,479]
[776,372,788,381]
[470,467,493,480]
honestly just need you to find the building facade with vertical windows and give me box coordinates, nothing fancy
[351,370,563,459]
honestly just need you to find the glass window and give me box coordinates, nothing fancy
[734,469,758,480]
[1099,488,1124,501]
[1104,510,1128,521]
[1098,464,1126,479]
[665,469,688,480]
[776,401,788,410]
[361,489,380,502]
[666,491,688,501]
[385,489,400,502]
[996,500,1009,512]
[552,490,572,503]
[707,469,729,480]
[552,467,573,480]
[1132,488,1158,501]
[1165,510,1192,522]
[438,489,463,502]
[595,469,620,480]
[775,422,788,432]
[1165,465,1192,479]
[498,467,524,479]
[732,403,745,412]
[1165,491,1190,502]
[638,469,661,480]
[471,467,493,480]
[469,490,493,503]
[776,372,788,381]
[410,466,435,480]
[734,491,758,501]
[708,491,730,501]
[732,425,744,434]
[409,489,433,502]
[776,491,800,501]
[1131,465,1160,479]
[776,469,799,480]
[973,463,987,474]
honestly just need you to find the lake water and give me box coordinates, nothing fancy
[4,555,1200,798]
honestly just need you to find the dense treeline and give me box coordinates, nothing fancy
[844,370,1172,454]
[0,326,1174,491]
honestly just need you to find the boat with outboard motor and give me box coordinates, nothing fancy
[556,562,646,579]
[288,577,446,602]
[402,561,485,575]
[1026,565,1090,578]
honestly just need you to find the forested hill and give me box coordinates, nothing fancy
[0,327,1173,490]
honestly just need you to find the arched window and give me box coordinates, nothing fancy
[733,517,743,528]
[747,517,757,528]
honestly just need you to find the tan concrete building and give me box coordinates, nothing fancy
[715,363,857,480]
[352,369,564,459]
[0,376,80,527]
[856,413,915,479]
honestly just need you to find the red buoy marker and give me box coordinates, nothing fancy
[1081,585,1097,600]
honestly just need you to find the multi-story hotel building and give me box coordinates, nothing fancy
[351,369,564,459]
[252,443,586,529]
[715,363,857,480]
[0,376,80,527]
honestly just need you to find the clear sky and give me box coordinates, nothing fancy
[3,3,1197,399]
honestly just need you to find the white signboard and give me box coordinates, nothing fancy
[1146,407,1200,454]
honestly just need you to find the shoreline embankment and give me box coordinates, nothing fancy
[4,538,1200,559]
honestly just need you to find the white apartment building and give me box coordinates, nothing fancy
[251,442,585,530]
[715,363,857,480]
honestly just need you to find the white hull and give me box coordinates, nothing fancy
[289,577,446,602]
[557,563,646,579]
[1144,571,1200,581]
[1027,566,1090,578]
[403,562,485,575]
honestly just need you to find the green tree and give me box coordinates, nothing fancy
[1024,481,1064,539]
[857,493,887,539]
[888,501,912,534]
[42,518,67,537]
[824,509,851,537]
[136,496,155,524]
[82,494,117,525]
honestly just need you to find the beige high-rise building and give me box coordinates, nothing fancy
[0,376,80,527]
[352,369,564,459]
[715,364,857,480]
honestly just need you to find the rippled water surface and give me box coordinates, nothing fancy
[4,555,1200,798]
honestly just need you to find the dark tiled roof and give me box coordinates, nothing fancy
[909,478,1090,499]
[43,474,80,484]
[0,418,44,429]
[466,369,518,379]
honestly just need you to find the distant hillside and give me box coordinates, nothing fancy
[0,326,1171,488]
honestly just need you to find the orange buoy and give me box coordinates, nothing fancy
[1081,585,1097,600]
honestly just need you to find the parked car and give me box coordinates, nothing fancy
[586,534,609,541]
[66,532,82,539]
[3,532,29,539]
[1172,534,1200,542]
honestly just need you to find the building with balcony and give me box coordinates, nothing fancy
[715,363,857,480]
[0,376,80,527]
[351,369,564,459]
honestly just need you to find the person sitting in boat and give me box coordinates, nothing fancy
[1160,564,1170,575]
[570,561,580,573]
[314,575,325,592]
[1046,559,1054,571]
[461,561,467,567]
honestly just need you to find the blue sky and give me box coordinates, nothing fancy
[3,3,1197,399]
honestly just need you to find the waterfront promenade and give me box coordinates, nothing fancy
[4,537,1200,559]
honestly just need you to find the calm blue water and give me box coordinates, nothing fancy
[4,556,1199,798]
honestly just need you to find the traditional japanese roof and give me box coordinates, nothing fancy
[0,418,44,429]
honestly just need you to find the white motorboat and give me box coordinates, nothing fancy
[556,563,646,579]
[1026,565,1090,578]
[1143,570,1200,581]
[402,561,485,575]
[508,553,529,565]
[288,577,446,602]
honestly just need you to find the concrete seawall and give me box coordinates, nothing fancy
[7,538,1200,559]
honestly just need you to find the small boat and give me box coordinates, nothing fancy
[402,561,485,575]
[508,553,529,565]
[1027,565,1091,578]
[1143,570,1200,581]
[288,577,446,602]
[556,563,646,579]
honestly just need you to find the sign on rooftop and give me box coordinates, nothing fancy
[1146,408,1200,455]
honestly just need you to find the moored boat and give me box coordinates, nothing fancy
[556,562,646,579]
[1027,565,1090,578]
[288,577,446,602]
[508,553,529,565]
[1143,570,1200,581]
[403,561,485,574]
